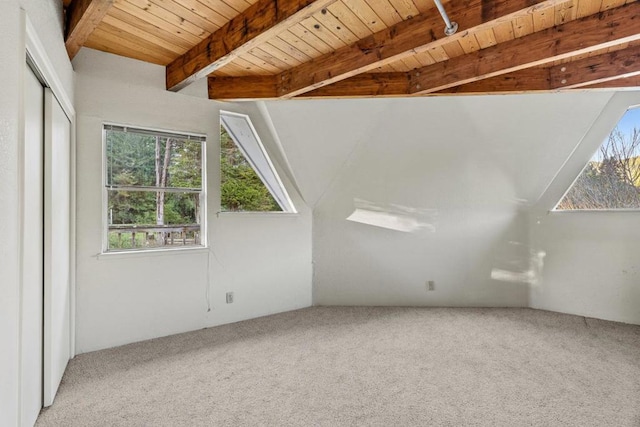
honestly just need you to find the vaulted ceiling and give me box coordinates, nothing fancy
[63,0,640,100]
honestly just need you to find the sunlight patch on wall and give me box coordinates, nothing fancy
[491,242,546,285]
[346,199,437,234]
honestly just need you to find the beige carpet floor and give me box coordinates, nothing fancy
[36,307,640,427]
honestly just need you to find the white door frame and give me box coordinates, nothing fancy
[24,10,77,359]
[19,7,77,422]
[21,61,45,427]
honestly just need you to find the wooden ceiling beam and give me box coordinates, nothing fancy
[444,45,640,93]
[444,44,640,93]
[208,73,411,100]
[441,69,552,94]
[209,70,549,99]
[166,0,339,91]
[584,75,640,90]
[410,2,640,94]
[206,0,566,100]
[65,0,114,60]
[550,44,640,89]
[275,0,565,98]
[293,69,554,97]
[208,75,279,100]
[207,2,640,100]
[301,68,639,97]
[445,68,640,93]
[301,73,412,98]
[210,42,640,99]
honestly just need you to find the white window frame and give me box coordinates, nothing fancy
[220,111,296,213]
[102,123,207,253]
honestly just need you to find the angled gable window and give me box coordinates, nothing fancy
[556,107,640,211]
[220,111,296,213]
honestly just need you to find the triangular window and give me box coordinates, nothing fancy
[220,111,295,213]
[556,107,640,210]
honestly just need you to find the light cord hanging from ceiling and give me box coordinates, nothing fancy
[432,0,458,36]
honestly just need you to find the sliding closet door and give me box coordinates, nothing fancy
[43,88,71,407]
[21,64,44,427]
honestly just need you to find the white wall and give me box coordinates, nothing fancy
[0,1,74,425]
[265,94,615,307]
[530,91,640,325]
[530,213,640,324]
[73,49,312,353]
[0,7,24,426]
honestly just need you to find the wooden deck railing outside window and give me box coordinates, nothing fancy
[108,224,201,250]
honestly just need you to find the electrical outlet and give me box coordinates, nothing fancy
[226,292,234,304]
[427,280,435,291]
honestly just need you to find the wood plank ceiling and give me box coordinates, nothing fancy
[63,0,640,100]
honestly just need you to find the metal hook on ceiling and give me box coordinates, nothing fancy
[432,0,458,36]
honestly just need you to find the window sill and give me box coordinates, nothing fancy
[216,211,299,217]
[549,209,640,214]
[97,246,209,260]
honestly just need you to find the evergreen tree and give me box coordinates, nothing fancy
[220,126,280,212]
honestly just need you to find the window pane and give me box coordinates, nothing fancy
[168,139,202,189]
[220,125,282,212]
[106,129,202,189]
[104,125,205,252]
[107,225,201,250]
[220,112,295,212]
[107,190,201,250]
[556,107,640,210]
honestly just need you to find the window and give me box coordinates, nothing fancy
[104,124,205,251]
[220,111,295,213]
[556,107,640,210]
